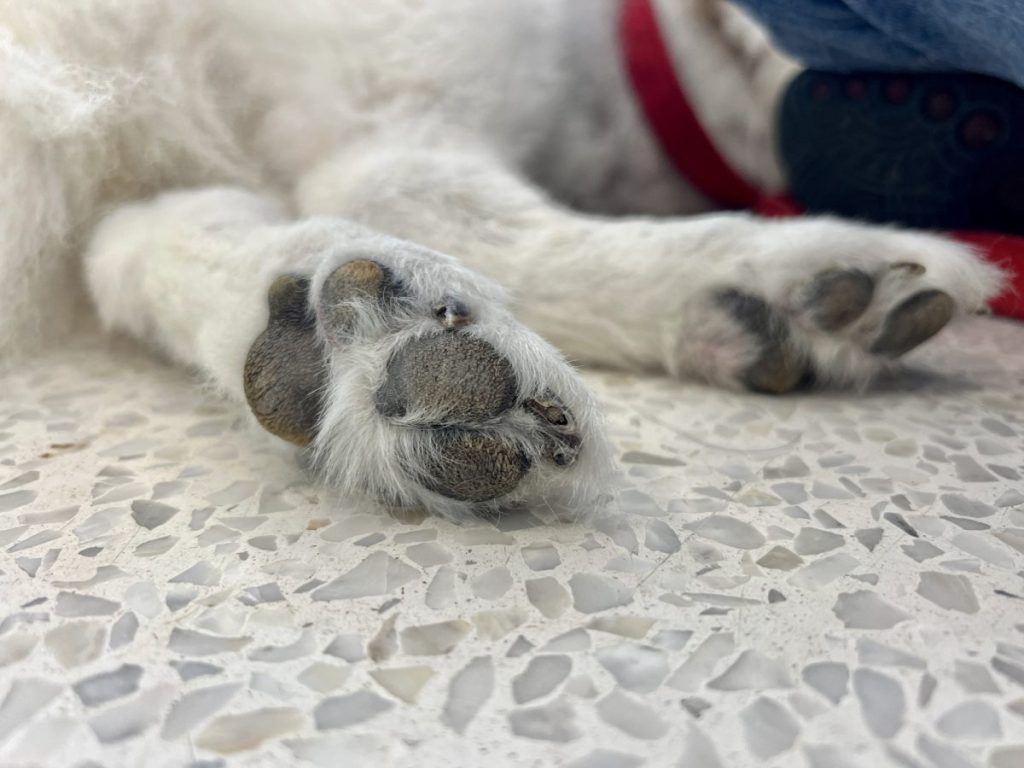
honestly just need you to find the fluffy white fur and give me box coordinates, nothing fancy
[0,0,1005,520]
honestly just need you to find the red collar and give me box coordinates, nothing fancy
[620,0,762,208]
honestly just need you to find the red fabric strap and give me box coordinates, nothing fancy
[620,0,761,208]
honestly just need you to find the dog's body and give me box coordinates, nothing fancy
[0,0,1004,519]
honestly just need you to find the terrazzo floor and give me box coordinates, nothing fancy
[1,318,1023,768]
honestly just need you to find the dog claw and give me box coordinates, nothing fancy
[434,298,472,329]
[525,392,581,466]
[525,396,571,426]
[890,261,927,277]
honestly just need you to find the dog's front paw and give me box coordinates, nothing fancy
[245,248,610,522]
[674,224,1006,391]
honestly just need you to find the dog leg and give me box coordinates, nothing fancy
[0,137,89,358]
[84,186,610,521]
[297,140,1005,391]
[657,0,801,193]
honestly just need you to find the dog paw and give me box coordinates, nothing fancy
[245,248,609,521]
[677,225,1005,391]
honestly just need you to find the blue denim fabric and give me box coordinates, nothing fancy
[730,0,1024,88]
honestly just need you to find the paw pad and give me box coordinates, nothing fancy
[801,268,875,330]
[248,256,600,517]
[320,259,394,339]
[718,290,807,395]
[375,333,518,422]
[871,289,955,357]
[421,430,530,502]
[244,276,326,447]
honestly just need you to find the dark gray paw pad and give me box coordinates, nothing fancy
[525,393,581,466]
[871,289,955,357]
[802,268,875,330]
[717,289,807,395]
[321,259,395,337]
[244,276,326,447]
[375,332,518,422]
[422,430,529,502]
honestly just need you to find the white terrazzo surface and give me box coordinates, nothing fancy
[1,318,1023,768]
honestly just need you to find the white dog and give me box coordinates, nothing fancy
[0,0,1004,521]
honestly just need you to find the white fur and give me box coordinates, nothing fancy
[85,187,614,521]
[2,0,1006,520]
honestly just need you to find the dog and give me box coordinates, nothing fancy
[0,0,1004,521]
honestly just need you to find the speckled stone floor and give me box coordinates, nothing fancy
[1,317,1023,768]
